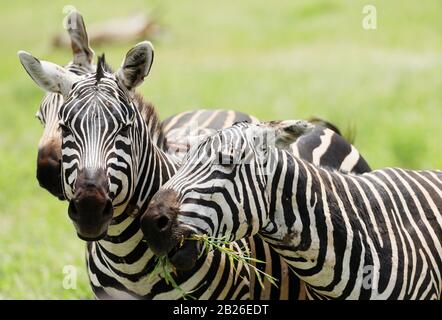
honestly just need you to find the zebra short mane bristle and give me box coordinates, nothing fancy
[232,120,251,126]
[308,117,356,145]
[133,93,168,149]
[95,54,113,84]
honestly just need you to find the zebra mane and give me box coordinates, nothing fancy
[133,93,167,149]
[95,54,112,84]
[308,117,356,145]
[232,120,251,127]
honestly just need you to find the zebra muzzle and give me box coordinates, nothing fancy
[68,168,113,241]
[141,189,202,271]
[68,195,113,241]
[141,190,182,252]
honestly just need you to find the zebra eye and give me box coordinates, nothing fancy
[59,123,71,134]
[119,124,131,135]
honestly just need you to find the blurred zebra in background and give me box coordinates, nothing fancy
[29,10,95,199]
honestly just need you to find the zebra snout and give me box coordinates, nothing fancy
[68,195,113,241]
[141,189,201,271]
[74,168,109,192]
[68,168,113,241]
[155,214,172,232]
[140,189,182,256]
[140,205,176,255]
[36,146,64,200]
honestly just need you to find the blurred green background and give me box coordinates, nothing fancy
[0,0,441,299]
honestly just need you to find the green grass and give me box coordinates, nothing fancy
[0,0,441,299]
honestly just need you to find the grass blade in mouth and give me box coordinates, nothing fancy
[149,255,202,300]
[189,234,278,288]
[148,234,278,298]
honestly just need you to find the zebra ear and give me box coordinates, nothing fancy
[66,9,94,67]
[116,41,154,91]
[17,51,80,97]
[263,120,315,149]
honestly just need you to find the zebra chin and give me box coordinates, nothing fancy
[68,198,113,241]
[141,224,202,272]
[167,236,202,271]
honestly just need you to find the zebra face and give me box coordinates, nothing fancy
[141,121,313,270]
[58,42,154,241]
[19,39,154,240]
[59,61,139,240]
[141,123,273,269]
[19,9,95,200]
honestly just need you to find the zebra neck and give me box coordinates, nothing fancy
[263,150,355,295]
[263,150,307,246]
[104,104,179,240]
[131,114,179,212]
[95,112,179,279]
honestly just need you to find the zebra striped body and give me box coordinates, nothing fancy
[143,121,442,300]
[19,41,371,299]
[292,125,370,174]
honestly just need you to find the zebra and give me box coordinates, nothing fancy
[25,9,259,201]
[18,41,373,299]
[141,120,442,300]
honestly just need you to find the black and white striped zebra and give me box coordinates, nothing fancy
[141,120,442,300]
[19,41,372,299]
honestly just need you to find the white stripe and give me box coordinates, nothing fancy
[339,145,361,172]
[311,129,333,165]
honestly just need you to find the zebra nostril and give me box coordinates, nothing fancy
[68,200,79,221]
[156,216,170,231]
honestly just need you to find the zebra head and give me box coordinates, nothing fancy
[19,41,155,240]
[18,9,95,200]
[140,120,313,270]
